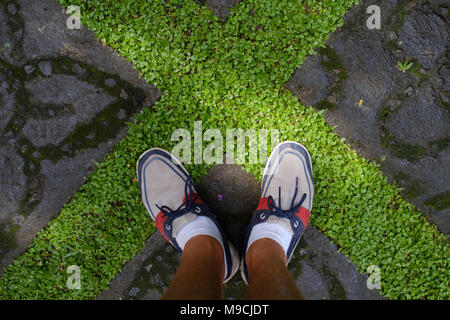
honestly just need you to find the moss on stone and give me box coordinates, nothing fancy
[407,60,429,80]
[432,137,449,152]
[393,172,424,199]
[0,222,19,260]
[424,192,450,211]
[318,46,348,82]
[124,244,180,299]
[377,105,392,122]
[315,99,337,111]
[2,0,24,34]
[380,127,427,161]
[391,0,409,31]
[321,265,346,300]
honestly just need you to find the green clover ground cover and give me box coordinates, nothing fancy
[0,0,448,299]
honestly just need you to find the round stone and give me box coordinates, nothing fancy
[38,61,52,77]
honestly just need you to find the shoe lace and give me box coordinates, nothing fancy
[266,177,307,218]
[155,177,199,219]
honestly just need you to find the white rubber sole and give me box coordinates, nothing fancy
[224,241,240,284]
[240,256,249,285]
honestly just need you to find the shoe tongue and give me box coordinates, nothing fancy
[171,212,197,238]
[266,215,294,235]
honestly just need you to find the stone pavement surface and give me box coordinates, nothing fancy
[0,0,160,272]
[286,0,449,234]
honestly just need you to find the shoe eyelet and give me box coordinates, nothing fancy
[165,224,171,231]
[194,207,201,214]
[259,213,266,220]
[293,220,299,228]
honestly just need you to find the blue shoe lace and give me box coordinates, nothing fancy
[155,177,199,220]
[266,177,307,218]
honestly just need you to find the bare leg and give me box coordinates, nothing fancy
[245,238,304,300]
[162,235,225,300]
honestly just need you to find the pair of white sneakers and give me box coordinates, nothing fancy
[136,141,314,284]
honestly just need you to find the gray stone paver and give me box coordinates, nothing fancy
[287,0,449,234]
[0,0,160,272]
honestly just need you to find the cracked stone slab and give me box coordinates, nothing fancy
[398,8,448,70]
[0,145,25,225]
[7,141,123,265]
[17,0,159,105]
[0,0,160,272]
[98,164,382,300]
[385,84,448,146]
[286,55,334,107]
[287,0,449,234]
[0,4,24,66]
[23,74,116,147]
[0,67,16,133]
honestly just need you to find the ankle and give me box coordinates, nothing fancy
[245,238,287,272]
[183,235,225,279]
